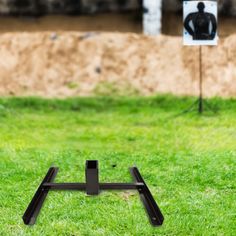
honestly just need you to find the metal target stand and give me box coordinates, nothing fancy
[23,160,164,226]
[181,0,218,116]
[176,46,217,117]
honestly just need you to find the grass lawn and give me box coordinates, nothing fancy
[0,95,235,236]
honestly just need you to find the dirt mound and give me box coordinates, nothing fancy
[0,32,235,97]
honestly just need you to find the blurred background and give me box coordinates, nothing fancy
[0,0,235,35]
[0,0,235,97]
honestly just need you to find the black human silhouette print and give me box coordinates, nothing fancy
[184,2,217,40]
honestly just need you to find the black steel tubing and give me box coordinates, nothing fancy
[43,183,86,190]
[86,160,99,195]
[43,182,144,190]
[23,161,164,227]
[22,167,58,225]
[100,183,144,190]
[130,167,164,226]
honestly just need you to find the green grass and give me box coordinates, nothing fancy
[0,95,235,236]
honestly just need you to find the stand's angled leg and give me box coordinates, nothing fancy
[130,167,164,226]
[23,167,58,225]
[203,99,218,114]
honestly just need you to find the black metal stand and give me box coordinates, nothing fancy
[176,46,216,117]
[23,160,164,227]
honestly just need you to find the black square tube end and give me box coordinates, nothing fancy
[85,160,99,195]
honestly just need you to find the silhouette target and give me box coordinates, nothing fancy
[183,1,218,45]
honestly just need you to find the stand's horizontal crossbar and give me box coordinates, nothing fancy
[43,182,144,190]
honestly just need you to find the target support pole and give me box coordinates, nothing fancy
[199,45,203,114]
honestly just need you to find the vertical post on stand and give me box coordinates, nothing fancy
[86,160,99,195]
[198,46,203,114]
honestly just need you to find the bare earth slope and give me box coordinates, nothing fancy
[0,32,235,97]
